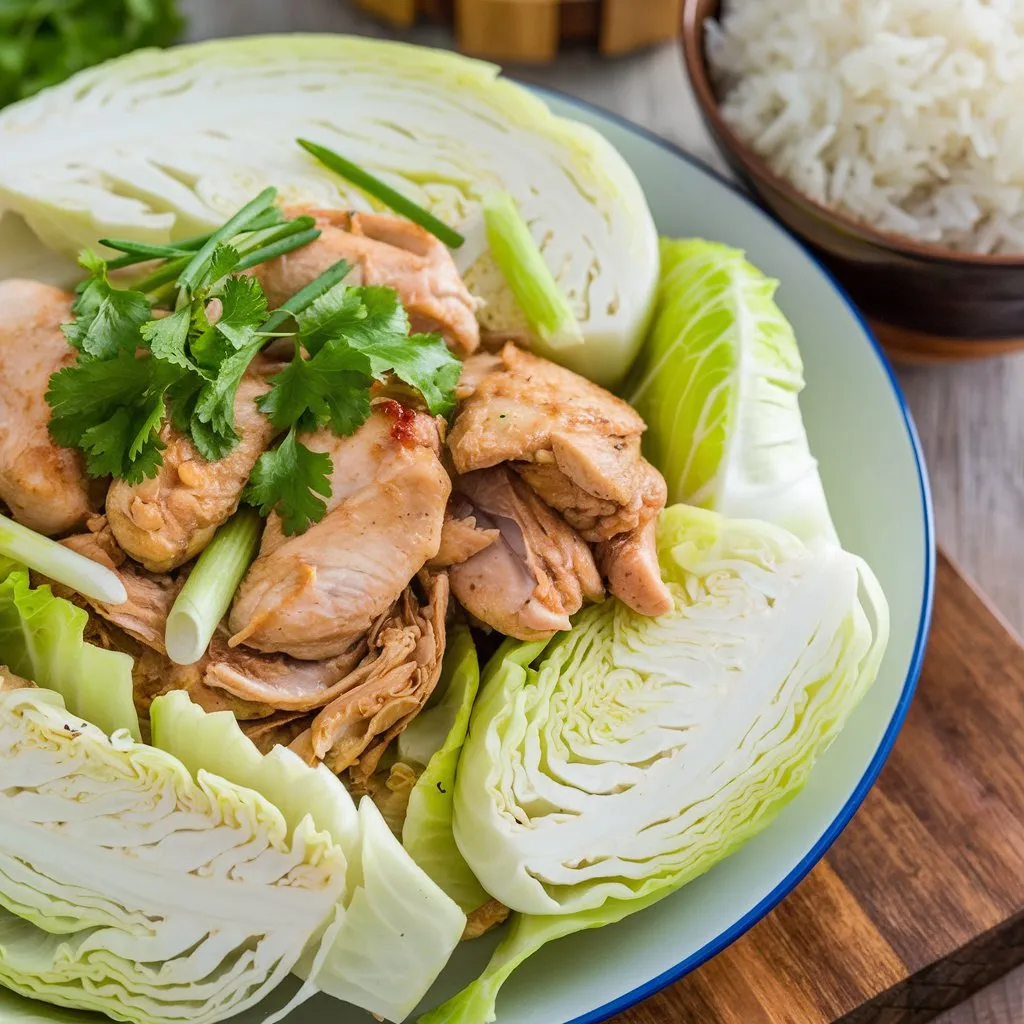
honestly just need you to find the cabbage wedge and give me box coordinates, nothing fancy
[0,569,466,1024]
[0,36,658,386]
[423,504,888,1022]
[628,239,838,545]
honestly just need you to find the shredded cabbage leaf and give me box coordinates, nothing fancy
[423,504,888,1022]
[628,239,838,546]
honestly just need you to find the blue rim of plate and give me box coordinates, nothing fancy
[529,84,937,1024]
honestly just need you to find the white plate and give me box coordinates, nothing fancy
[0,90,934,1024]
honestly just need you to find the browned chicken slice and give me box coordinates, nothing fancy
[0,668,34,691]
[289,571,448,784]
[60,517,182,653]
[448,343,672,616]
[0,280,100,535]
[241,711,317,755]
[106,356,277,573]
[133,630,366,720]
[596,519,673,618]
[229,402,450,659]
[448,466,603,641]
[427,514,499,569]
[462,900,511,942]
[253,207,479,356]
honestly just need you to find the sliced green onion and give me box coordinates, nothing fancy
[483,189,583,350]
[100,239,191,261]
[0,514,127,605]
[233,215,317,258]
[133,253,193,293]
[165,509,262,666]
[261,258,353,333]
[234,226,321,273]
[297,137,465,249]
[177,186,279,295]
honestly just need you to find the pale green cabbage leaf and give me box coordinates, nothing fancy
[628,239,838,545]
[0,36,658,386]
[423,504,888,1022]
[0,559,138,740]
[0,567,466,1024]
[400,626,491,915]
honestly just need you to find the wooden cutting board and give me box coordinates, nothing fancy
[612,552,1024,1024]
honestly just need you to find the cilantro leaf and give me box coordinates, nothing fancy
[56,373,168,483]
[259,340,374,436]
[355,329,461,416]
[297,282,371,355]
[297,284,460,415]
[62,250,152,359]
[141,306,194,371]
[216,275,268,348]
[244,427,333,536]
[189,339,265,461]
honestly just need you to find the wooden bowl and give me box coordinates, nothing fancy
[681,0,1024,362]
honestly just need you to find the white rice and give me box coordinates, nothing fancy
[707,0,1024,253]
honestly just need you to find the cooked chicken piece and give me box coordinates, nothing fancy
[359,761,421,838]
[448,342,665,536]
[0,280,100,535]
[0,668,33,691]
[204,631,366,710]
[252,207,479,356]
[106,357,277,573]
[241,711,317,755]
[427,514,499,569]
[462,900,511,942]
[60,517,182,653]
[289,571,448,784]
[448,467,603,641]
[133,642,277,722]
[596,518,673,618]
[229,402,450,659]
[447,343,671,616]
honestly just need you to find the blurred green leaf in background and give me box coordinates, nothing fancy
[0,0,184,110]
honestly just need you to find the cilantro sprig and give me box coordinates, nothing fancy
[243,282,461,535]
[47,186,464,538]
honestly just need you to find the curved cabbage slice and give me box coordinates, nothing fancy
[0,36,658,386]
[425,504,888,1022]
[0,559,138,740]
[0,688,347,1024]
[401,626,491,916]
[628,239,838,545]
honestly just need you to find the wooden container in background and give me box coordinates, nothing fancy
[353,0,683,62]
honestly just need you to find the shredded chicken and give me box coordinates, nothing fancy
[289,571,448,783]
[427,514,499,569]
[60,517,182,653]
[0,280,101,535]
[0,668,34,691]
[448,466,603,641]
[105,356,277,573]
[229,403,450,659]
[252,207,479,356]
[359,761,421,838]
[447,343,671,616]
[240,711,317,755]
[462,900,511,942]
[596,518,674,618]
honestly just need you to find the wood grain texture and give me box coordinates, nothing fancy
[181,6,1024,1021]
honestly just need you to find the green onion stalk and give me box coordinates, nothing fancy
[164,508,262,665]
[482,189,583,352]
[0,514,126,605]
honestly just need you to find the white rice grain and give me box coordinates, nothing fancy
[708,0,1024,253]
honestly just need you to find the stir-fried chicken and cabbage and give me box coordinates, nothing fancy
[0,195,668,808]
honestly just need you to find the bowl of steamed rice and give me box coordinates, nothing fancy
[682,0,1024,360]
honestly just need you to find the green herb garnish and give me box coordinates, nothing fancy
[297,137,465,248]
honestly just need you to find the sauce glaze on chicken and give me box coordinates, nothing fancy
[0,211,672,803]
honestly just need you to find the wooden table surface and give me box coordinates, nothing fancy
[181,4,1024,1021]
